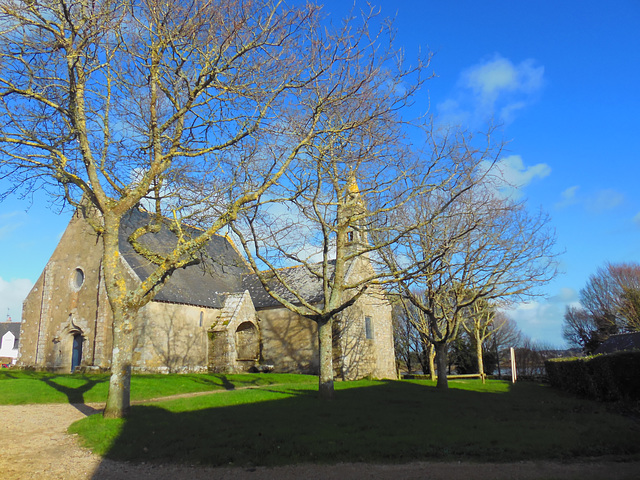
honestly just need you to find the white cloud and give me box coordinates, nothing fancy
[556,185,580,209]
[556,186,625,215]
[585,189,624,214]
[501,287,581,348]
[548,287,579,305]
[0,276,33,321]
[438,54,545,126]
[482,155,551,199]
[463,56,543,102]
[503,300,564,348]
[633,212,640,227]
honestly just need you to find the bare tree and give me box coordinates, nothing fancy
[490,312,522,376]
[515,336,556,378]
[0,0,370,416]
[227,10,444,397]
[231,131,425,398]
[393,299,433,376]
[608,262,640,331]
[562,305,599,353]
[563,262,640,354]
[380,170,559,389]
[461,298,500,382]
[579,265,620,337]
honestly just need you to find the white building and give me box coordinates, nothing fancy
[0,322,20,365]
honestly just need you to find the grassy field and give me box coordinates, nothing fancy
[3,371,638,466]
[0,370,314,404]
[72,378,640,466]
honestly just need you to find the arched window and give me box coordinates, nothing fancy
[72,268,85,290]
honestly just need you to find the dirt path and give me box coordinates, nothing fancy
[2,401,640,480]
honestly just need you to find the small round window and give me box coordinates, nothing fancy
[72,268,85,290]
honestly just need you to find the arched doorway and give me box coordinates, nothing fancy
[71,333,83,371]
[235,322,259,361]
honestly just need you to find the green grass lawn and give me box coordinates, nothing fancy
[0,370,314,404]
[3,371,638,466]
[70,378,640,466]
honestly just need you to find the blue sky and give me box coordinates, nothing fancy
[1,0,639,347]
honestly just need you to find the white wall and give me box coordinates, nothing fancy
[0,331,19,364]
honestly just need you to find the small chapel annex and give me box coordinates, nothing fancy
[17,206,396,380]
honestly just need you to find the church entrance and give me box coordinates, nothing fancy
[235,322,259,361]
[71,333,83,371]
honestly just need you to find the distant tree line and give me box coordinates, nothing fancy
[393,301,559,380]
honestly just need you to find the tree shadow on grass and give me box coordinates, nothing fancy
[85,378,640,479]
[188,374,237,391]
[183,373,297,391]
[40,375,106,415]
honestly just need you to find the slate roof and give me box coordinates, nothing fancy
[0,322,20,343]
[117,207,333,310]
[594,332,640,355]
[119,208,250,309]
[242,262,334,309]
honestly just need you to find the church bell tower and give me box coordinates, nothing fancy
[341,175,368,257]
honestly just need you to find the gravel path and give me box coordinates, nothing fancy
[2,402,639,479]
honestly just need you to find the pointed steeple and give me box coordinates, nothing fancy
[342,173,368,256]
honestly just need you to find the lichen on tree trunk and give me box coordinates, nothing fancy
[103,303,137,418]
[428,343,436,382]
[103,341,132,418]
[101,223,137,418]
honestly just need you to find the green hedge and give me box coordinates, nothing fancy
[545,351,640,401]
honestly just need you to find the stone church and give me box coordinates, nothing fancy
[17,206,396,380]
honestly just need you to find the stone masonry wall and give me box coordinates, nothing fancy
[132,302,216,373]
[257,307,318,374]
[19,211,111,372]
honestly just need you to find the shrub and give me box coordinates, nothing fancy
[545,351,640,401]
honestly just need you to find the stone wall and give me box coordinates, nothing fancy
[208,291,259,373]
[18,211,112,373]
[336,256,396,380]
[132,302,215,373]
[257,307,318,374]
[18,210,214,374]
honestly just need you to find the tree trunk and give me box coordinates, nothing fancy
[475,330,485,383]
[429,343,436,381]
[103,308,136,418]
[103,327,132,418]
[101,217,137,418]
[434,342,448,389]
[418,343,428,375]
[318,318,334,399]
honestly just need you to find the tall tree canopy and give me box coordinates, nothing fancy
[378,161,559,388]
[0,0,396,416]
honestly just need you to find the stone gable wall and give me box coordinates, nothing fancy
[18,212,112,372]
